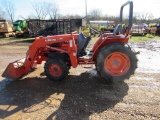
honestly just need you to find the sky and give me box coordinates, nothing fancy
[0,0,160,20]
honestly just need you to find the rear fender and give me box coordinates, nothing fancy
[92,36,129,60]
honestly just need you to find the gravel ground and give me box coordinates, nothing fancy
[0,38,160,120]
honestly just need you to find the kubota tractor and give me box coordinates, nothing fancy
[2,1,137,83]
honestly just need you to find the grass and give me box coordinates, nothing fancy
[130,34,160,42]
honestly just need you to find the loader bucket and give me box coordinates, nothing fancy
[2,58,26,80]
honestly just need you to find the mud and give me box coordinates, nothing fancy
[0,38,160,120]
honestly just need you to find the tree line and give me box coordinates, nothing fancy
[0,0,159,24]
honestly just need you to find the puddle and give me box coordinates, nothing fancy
[132,76,155,81]
[131,41,160,73]
[130,83,160,90]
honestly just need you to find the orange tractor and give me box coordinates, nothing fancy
[2,1,137,82]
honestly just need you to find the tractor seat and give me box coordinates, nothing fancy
[77,33,91,56]
[113,24,125,35]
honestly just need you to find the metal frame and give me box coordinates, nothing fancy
[120,1,133,30]
[26,19,83,37]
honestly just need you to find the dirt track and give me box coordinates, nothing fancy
[0,38,160,120]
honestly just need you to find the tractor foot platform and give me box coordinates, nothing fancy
[78,51,94,65]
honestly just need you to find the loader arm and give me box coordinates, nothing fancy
[2,34,78,80]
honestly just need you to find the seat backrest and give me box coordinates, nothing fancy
[113,24,124,35]
[77,33,91,55]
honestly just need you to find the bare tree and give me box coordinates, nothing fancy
[32,2,59,20]
[88,8,102,20]
[0,8,5,19]
[27,14,37,19]
[1,0,15,23]
[135,12,154,23]
[32,2,49,19]
[48,3,59,19]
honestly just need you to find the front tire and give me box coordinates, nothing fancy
[44,59,68,81]
[96,43,138,82]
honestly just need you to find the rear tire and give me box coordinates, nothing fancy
[96,43,138,83]
[44,59,68,81]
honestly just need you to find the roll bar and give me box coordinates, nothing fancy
[120,1,133,30]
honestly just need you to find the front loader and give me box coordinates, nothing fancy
[2,1,137,82]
